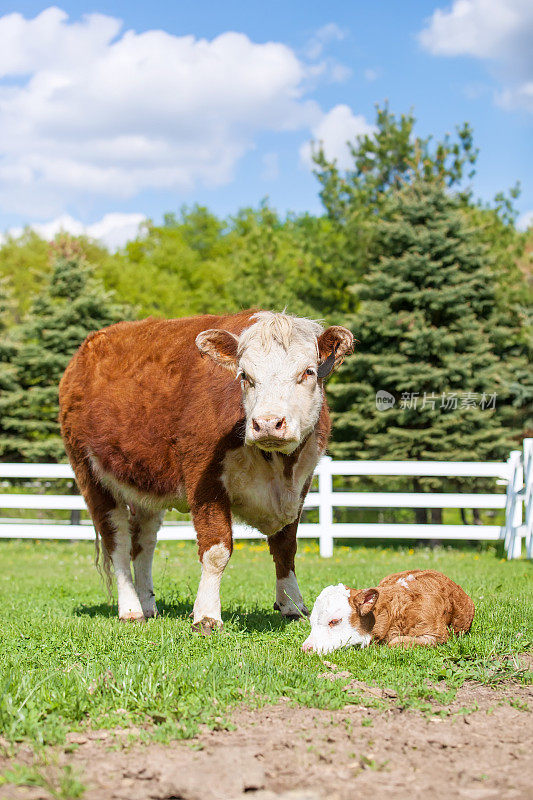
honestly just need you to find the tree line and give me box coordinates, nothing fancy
[0,106,531,472]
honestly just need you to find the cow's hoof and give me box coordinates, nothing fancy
[274,602,310,621]
[119,611,146,623]
[191,617,222,636]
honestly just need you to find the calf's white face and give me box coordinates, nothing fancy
[302,583,377,654]
[196,312,353,455]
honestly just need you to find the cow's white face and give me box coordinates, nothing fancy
[237,336,321,454]
[196,312,353,454]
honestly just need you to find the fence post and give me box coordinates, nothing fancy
[318,456,334,557]
[504,450,523,559]
[523,438,533,559]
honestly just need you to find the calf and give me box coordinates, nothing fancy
[59,310,353,632]
[302,570,475,653]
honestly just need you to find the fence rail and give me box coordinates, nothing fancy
[0,439,530,559]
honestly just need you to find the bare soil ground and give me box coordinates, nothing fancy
[2,677,532,800]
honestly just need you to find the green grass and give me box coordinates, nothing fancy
[0,539,531,749]
[0,763,85,800]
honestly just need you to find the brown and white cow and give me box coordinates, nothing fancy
[302,570,475,653]
[59,310,353,632]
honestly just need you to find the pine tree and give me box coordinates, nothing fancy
[312,105,478,296]
[328,180,516,471]
[0,277,18,399]
[0,238,129,462]
[312,104,531,448]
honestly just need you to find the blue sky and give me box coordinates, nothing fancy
[0,0,531,246]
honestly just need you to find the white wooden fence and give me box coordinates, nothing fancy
[0,439,531,559]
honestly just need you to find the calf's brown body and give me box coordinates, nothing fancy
[350,569,475,646]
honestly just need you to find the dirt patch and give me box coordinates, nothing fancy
[1,680,531,800]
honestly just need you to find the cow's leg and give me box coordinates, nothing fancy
[269,520,309,619]
[66,448,143,621]
[131,508,163,619]
[108,505,145,621]
[191,500,233,635]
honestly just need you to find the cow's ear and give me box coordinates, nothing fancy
[196,329,239,374]
[317,326,354,378]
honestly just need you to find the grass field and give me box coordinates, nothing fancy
[0,539,531,751]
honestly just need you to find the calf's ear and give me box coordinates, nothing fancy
[317,326,354,378]
[196,329,239,374]
[359,589,379,615]
[349,588,379,616]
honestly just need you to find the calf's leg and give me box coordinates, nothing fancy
[131,508,163,618]
[388,634,440,647]
[191,500,233,635]
[269,520,309,619]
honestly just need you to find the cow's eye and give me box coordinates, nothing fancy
[328,618,341,627]
[239,370,254,387]
[302,367,316,380]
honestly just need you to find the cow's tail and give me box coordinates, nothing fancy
[62,440,114,602]
[94,526,113,600]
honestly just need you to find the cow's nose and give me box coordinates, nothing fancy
[302,640,314,653]
[251,416,287,439]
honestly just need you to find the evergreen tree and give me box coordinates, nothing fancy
[0,238,129,462]
[311,104,478,294]
[0,277,14,345]
[328,181,516,472]
[0,278,18,397]
[313,104,531,450]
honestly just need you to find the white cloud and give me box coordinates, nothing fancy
[0,7,322,216]
[85,213,147,249]
[497,81,533,112]
[517,209,533,231]
[327,63,352,83]
[303,22,351,84]
[316,23,347,43]
[1,212,146,250]
[300,104,374,170]
[305,23,347,60]
[364,68,379,82]
[419,0,533,112]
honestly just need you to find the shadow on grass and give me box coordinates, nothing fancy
[73,598,294,633]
